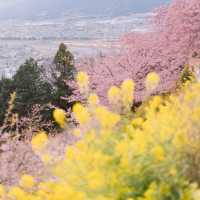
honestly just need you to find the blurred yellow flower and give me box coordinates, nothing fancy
[65,147,76,160]
[121,79,135,107]
[41,154,52,164]
[20,175,35,189]
[88,93,99,106]
[107,86,120,105]
[72,128,82,137]
[73,103,90,125]
[0,185,5,197]
[87,170,104,190]
[131,117,144,127]
[95,106,120,129]
[31,131,48,151]
[76,71,89,93]
[169,168,177,176]
[145,72,160,91]
[151,145,165,161]
[53,108,66,128]
[9,187,26,199]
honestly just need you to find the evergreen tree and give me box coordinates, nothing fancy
[52,43,76,109]
[53,43,75,80]
[13,58,53,116]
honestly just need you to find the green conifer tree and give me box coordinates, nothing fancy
[13,58,52,116]
[52,43,76,109]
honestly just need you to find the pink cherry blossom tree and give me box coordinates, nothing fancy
[76,0,200,103]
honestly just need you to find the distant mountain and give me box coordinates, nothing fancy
[0,0,171,20]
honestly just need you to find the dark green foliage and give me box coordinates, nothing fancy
[0,78,15,123]
[13,58,53,116]
[53,43,75,80]
[52,43,76,110]
[180,64,195,84]
[0,58,53,126]
[0,44,76,129]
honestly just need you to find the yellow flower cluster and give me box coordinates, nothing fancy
[108,79,135,110]
[88,93,99,106]
[2,73,200,200]
[108,86,121,105]
[19,175,35,189]
[72,128,82,137]
[31,131,48,151]
[53,108,66,128]
[121,79,135,107]
[95,106,120,129]
[73,103,90,125]
[151,145,165,161]
[76,71,89,93]
[145,72,160,91]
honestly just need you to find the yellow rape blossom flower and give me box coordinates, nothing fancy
[121,79,135,108]
[20,175,35,189]
[31,131,48,151]
[144,182,156,199]
[131,117,144,127]
[95,106,120,129]
[84,130,96,142]
[173,131,188,148]
[65,146,76,160]
[145,72,160,91]
[9,186,26,199]
[0,185,5,197]
[151,145,165,161]
[41,153,52,164]
[53,108,66,128]
[169,168,177,176]
[76,71,89,93]
[88,93,99,106]
[72,128,82,137]
[87,170,105,190]
[108,86,121,105]
[73,103,90,125]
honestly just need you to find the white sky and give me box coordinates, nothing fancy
[0,0,23,8]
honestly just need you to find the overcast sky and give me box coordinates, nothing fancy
[0,0,169,8]
[0,0,170,19]
[0,0,23,8]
